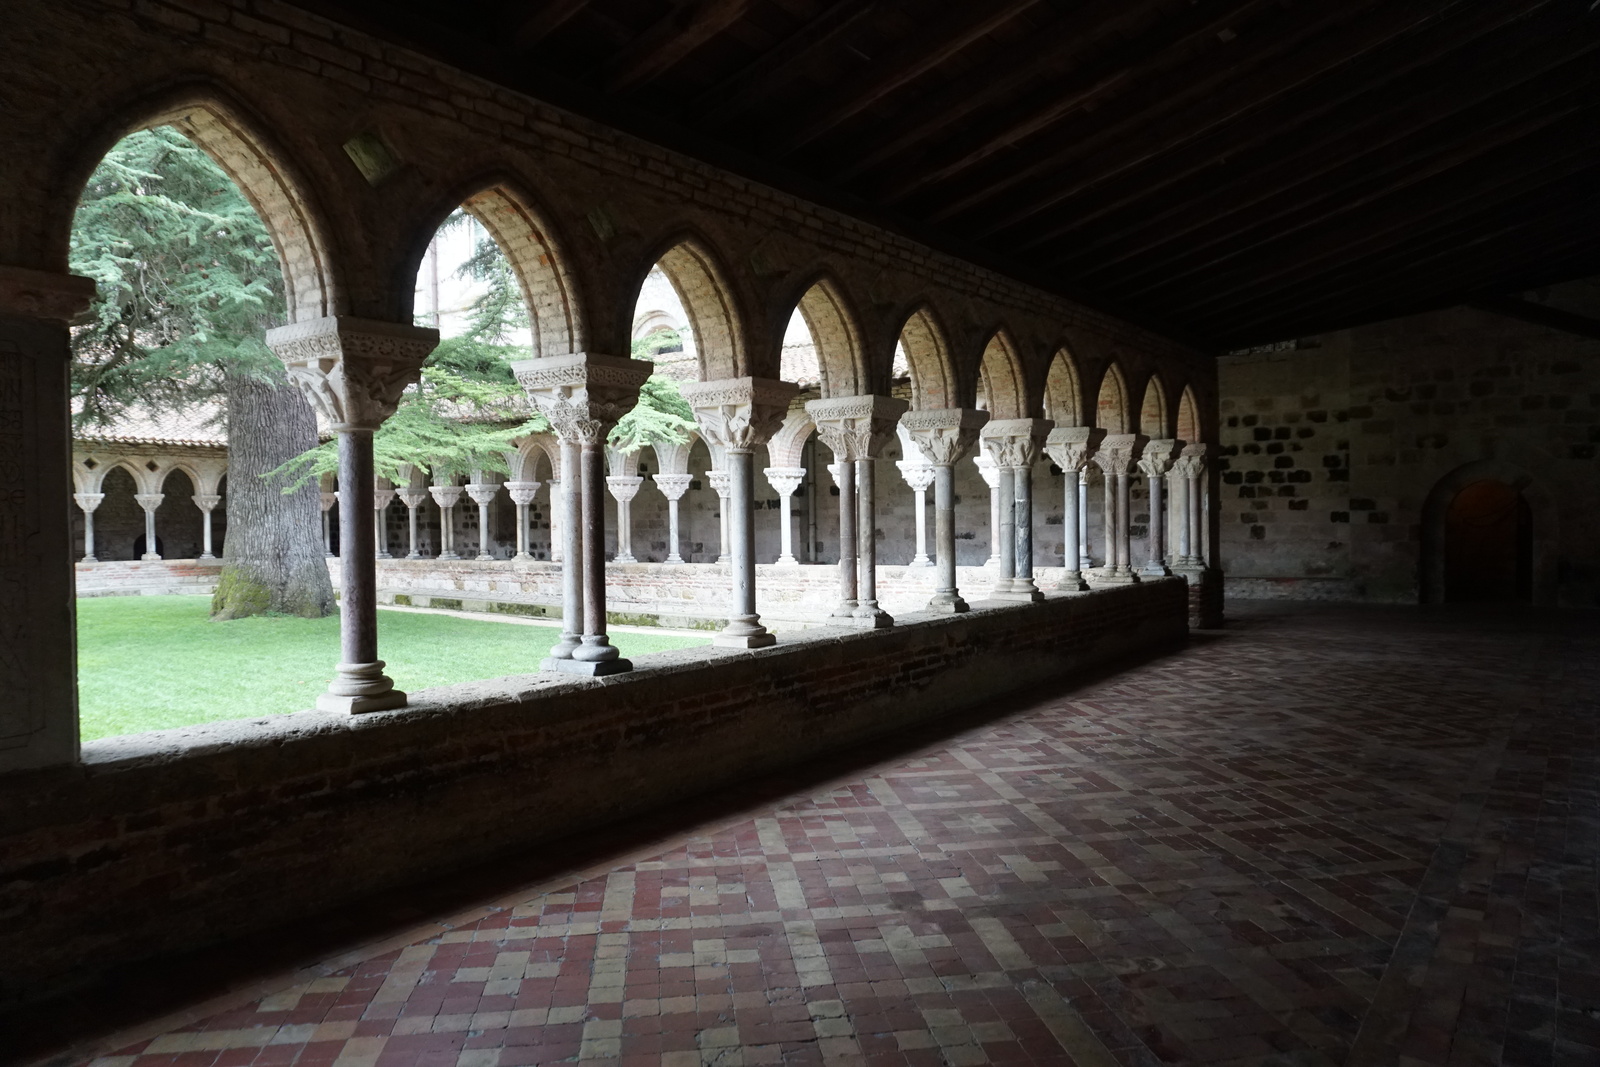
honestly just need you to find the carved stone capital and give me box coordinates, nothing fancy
[805,394,910,462]
[461,483,496,507]
[654,473,694,500]
[706,470,731,499]
[267,316,438,431]
[505,480,543,507]
[1137,438,1182,480]
[973,452,1000,488]
[320,491,338,513]
[683,377,798,453]
[763,467,806,497]
[605,475,643,503]
[0,265,97,322]
[429,485,464,509]
[895,461,936,493]
[511,352,651,444]
[981,418,1053,470]
[1171,441,1209,480]
[901,407,989,467]
[396,487,430,509]
[192,493,223,513]
[73,492,105,513]
[1091,433,1149,477]
[1043,426,1107,473]
[133,493,165,513]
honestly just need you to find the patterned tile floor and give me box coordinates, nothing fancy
[33,602,1600,1067]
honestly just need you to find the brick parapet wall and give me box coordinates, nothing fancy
[76,558,224,596]
[0,580,1186,1005]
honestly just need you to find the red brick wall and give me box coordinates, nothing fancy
[0,581,1186,1005]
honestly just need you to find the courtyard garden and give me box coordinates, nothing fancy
[76,595,708,741]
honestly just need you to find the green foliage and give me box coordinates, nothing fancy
[69,126,284,426]
[609,333,697,454]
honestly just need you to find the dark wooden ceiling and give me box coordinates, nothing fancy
[297,0,1600,351]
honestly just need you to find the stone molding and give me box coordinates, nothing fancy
[682,377,798,454]
[267,316,439,432]
[605,475,644,503]
[1137,438,1182,480]
[805,394,910,462]
[1043,426,1108,473]
[511,352,652,443]
[981,418,1053,470]
[1092,433,1150,476]
[763,467,806,496]
[653,473,694,500]
[0,265,97,322]
[901,407,989,467]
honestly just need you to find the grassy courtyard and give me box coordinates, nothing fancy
[76,595,708,741]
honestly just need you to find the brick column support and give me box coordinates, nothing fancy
[0,265,96,772]
[270,315,438,714]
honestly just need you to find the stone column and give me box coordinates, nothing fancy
[548,475,564,563]
[762,467,806,566]
[1078,477,1092,570]
[271,315,437,713]
[429,482,463,560]
[374,484,396,560]
[506,480,542,560]
[895,457,935,568]
[654,474,693,563]
[975,451,1001,568]
[706,468,732,563]
[1090,434,1148,585]
[320,488,337,557]
[605,473,643,562]
[134,493,164,560]
[552,441,581,659]
[1172,443,1208,572]
[686,378,797,647]
[397,485,428,559]
[1044,427,1106,592]
[514,352,651,676]
[0,265,97,771]
[902,408,989,614]
[1138,439,1180,577]
[808,394,908,628]
[194,493,222,560]
[982,419,1052,603]
[74,493,105,563]
[465,479,500,560]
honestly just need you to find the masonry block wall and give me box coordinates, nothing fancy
[0,581,1187,1006]
[1217,279,1600,606]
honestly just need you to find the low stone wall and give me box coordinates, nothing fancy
[75,559,224,597]
[0,580,1186,1006]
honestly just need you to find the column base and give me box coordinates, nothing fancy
[714,630,777,649]
[774,555,799,567]
[1057,571,1090,592]
[438,552,461,561]
[81,555,98,564]
[198,553,215,561]
[543,656,634,677]
[141,553,162,561]
[665,554,684,564]
[377,552,392,561]
[1093,569,1140,585]
[317,661,405,715]
[514,552,532,561]
[613,553,637,563]
[926,591,969,614]
[991,580,1045,603]
[1140,562,1172,577]
[843,606,893,629]
[906,556,931,569]
[405,552,422,560]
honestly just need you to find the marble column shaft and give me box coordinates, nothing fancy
[807,394,907,628]
[902,408,988,615]
[1044,427,1105,592]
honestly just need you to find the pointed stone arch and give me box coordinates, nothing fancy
[977,329,1027,420]
[1138,374,1170,437]
[60,85,342,322]
[1094,362,1131,433]
[789,275,867,398]
[896,305,959,410]
[766,410,816,469]
[1421,458,1559,607]
[640,235,745,381]
[1044,348,1084,427]
[1176,386,1202,443]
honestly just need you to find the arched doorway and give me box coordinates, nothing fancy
[1444,479,1532,603]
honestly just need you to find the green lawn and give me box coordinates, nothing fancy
[76,595,708,741]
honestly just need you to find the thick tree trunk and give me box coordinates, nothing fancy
[212,366,334,619]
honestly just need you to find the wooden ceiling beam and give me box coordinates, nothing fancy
[770,0,1043,156]
[687,0,880,125]
[1119,103,1595,306]
[509,0,592,51]
[605,0,751,94]
[1179,169,1599,330]
[827,0,1161,184]
[876,0,1282,205]
[940,0,1465,231]
[1027,3,1589,265]
[1469,297,1600,343]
